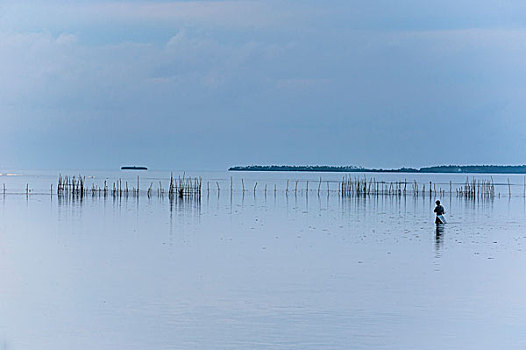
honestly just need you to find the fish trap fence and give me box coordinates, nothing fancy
[339,176,497,199]
[56,174,202,200]
[2,175,520,200]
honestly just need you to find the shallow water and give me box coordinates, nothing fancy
[0,170,526,349]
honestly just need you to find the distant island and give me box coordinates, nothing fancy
[229,165,526,174]
[121,166,148,170]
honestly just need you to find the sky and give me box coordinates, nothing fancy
[1,0,526,170]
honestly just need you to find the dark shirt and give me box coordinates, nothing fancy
[434,205,445,215]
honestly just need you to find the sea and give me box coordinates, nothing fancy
[0,169,525,349]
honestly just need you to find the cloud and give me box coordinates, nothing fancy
[79,1,275,27]
[0,1,300,33]
[0,27,293,130]
[2,1,526,168]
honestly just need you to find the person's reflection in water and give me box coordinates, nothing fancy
[435,223,445,253]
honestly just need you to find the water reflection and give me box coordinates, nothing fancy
[435,223,445,253]
[169,194,201,217]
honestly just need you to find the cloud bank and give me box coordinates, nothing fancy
[1,0,526,169]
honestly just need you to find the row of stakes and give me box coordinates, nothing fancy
[56,174,202,199]
[1,175,522,199]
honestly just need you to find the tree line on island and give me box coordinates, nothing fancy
[228,165,526,174]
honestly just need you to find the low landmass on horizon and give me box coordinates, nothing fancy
[229,165,526,174]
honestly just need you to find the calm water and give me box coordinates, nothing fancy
[1,170,526,349]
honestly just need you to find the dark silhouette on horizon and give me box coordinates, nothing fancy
[229,164,526,174]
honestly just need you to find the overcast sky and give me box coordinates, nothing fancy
[1,0,526,170]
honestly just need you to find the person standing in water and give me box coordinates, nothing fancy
[434,200,446,224]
